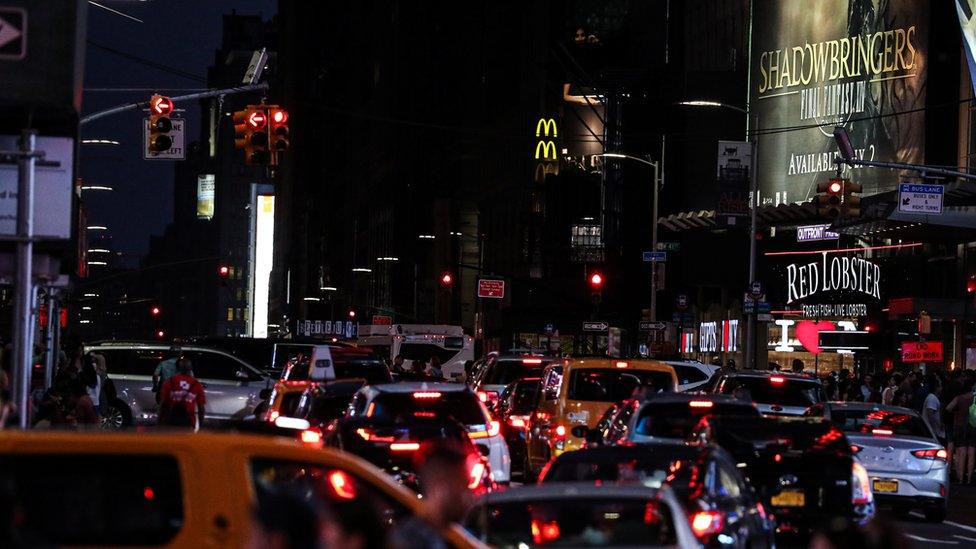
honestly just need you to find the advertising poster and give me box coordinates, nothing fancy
[751,0,929,203]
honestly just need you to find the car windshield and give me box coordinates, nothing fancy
[544,454,693,489]
[717,377,824,407]
[483,359,550,385]
[366,392,487,425]
[829,409,932,438]
[633,402,760,439]
[568,369,674,402]
[713,420,850,455]
[334,361,392,384]
[464,497,678,547]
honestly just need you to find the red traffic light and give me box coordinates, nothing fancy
[156,330,165,339]
[271,109,288,124]
[247,110,267,130]
[348,310,356,318]
[967,277,976,294]
[828,180,843,194]
[589,272,604,287]
[218,265,231,278]
[150,306,161,317]
[440,272,453,285]
[150,95,173,115]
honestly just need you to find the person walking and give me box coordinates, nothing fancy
[882,373,903,406]
[158,358,206,430]
[79,354,102,418]
[153,352,180,403]
[946,377,976,484]
[922,374,946,445]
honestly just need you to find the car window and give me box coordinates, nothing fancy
[250,458,412,528]
[464,497,678,547]
[482,359,549,386]
[333,360,392,384]
[544,454,693,487]
[543,366,563,401]
[716,377,824,406]
[671,364,708,385]
[716,462,742,499]
[633,402,760,439]
[0,454,183,546]
[829,409,932,438]
[509,380,541,414]
[568,369,674,402]
[606,401,638,443]
[398,343,459,364]
[185,351,258,381]
[101,348,168,377]
[362,392,488,425]
[273,344,314,373]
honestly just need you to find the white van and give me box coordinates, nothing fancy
[358,324,474,380]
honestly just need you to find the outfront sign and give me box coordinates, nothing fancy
[796,224,839,242]
[902,341,943,363]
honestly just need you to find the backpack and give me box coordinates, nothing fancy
[968,396,976,429]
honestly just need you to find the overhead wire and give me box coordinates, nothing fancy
[87,40,208,83]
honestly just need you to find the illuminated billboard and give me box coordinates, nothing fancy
[751,0,929,203]
[196,174,215,220]
[251,193,275,338]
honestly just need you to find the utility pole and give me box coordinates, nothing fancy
[744,117,760,370]
[12,130,39,428]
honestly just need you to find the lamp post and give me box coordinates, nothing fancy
[677,101,759,369]
[599,151,662,321]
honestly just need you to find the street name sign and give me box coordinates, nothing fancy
[642,251,667,262]
[898,183,943,215]
[639,321,667,331]
[583,321,609,332]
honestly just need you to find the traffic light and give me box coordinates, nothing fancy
[588,271,604,305]
[268,106,289,165]
[234,105,269,165]
[148,94,174,153]
[150,306,161,317]
[815,177,844,219]
[589,272,604,288]
[440,272,454,286]
[841,179,862,218]
[218,265,231,278]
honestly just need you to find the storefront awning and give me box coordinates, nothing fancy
[658,202,819,232]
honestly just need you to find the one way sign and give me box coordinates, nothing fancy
[0,7,25,60]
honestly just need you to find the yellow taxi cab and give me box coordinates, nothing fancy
[0,430,484,549]
[524,358,678,478]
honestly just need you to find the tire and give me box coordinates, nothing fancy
[924,506,946,523]
[100,399,132,430]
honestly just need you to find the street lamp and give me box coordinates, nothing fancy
[80,185,114,192]
[598,152,662,321]
[678,100,759,369]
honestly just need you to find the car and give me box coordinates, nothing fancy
[494,377,541,479]
[711,370,825,416]
[189,336,343,378]
[468,354,556,411]
[345,382,511,483]
[805,401,949,522]
[664,360,721,392]
[261,378,368,428]
[580,393,761,446]
[689,415,874,539]
[326,415,494,494]
[539,443,776,548]
[85,341,271,427]
[463,483,700,548]
[524,358,678,479]
[0,430,483,548]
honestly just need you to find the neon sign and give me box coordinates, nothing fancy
[786,253,880,304]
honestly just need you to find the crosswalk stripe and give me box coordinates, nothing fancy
[905,534,958,544]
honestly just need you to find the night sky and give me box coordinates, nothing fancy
[81,0,275,266]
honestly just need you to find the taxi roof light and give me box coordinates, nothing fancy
[615,361,629,368]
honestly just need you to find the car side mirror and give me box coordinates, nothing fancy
[235,368,251,382]
[571,425,589,439]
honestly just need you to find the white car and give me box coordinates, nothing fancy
[345,382,512,483]
[664,360,721,392]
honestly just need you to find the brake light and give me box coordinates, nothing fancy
[852,461,873,506]
[413,411,436,418]
[328,470,357,500]
[523,358,543,365]
[536,411,550,421]
[912,448,949,461]
[468,420,501,439]
[615,361,629,368]
[531,519,561,544]
[268,410,280,421]
[275,416,311,430]
[690,510,724,537]
[508,415,529,428]
[300,428,323,446]
[872,428,893,437]
[355,428,395,443]
[477,391,488,402]
[755,502,767,520]
[476,390,498,403]
[390,442,420,452]
[468,460,487,490]
[850,444,862,454]
[689,400,714,408]
[769,376,785,384]
[554,424,566,438]
[413,391,442,399]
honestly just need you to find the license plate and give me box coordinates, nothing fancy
[872,479,899,493]
[771,490,806,507]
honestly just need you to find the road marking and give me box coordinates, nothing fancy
[908,512,976,534]
[905,534,958,544]
[954,535,976,542]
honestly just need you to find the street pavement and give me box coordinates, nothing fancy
[892,483,976,547]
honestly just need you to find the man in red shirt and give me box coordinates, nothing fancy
[158,358,206,429]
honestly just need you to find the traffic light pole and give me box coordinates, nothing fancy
[745,129,759,370]
[79,83,269,126]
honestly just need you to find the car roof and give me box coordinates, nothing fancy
[368,382,470,394]
[823,401,919,415]
[664,360,720,371]
[720,370,820,382]
[475,482,666,503]
[705,415,830,431]
[564,358,676,374]
[640,393,751,406]
[553,441,701,463]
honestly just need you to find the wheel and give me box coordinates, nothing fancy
[100,399,131,430]
[924,505,946,523]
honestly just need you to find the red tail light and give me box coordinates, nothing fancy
[468,460,487,490]
[328,470,357,500]
[508,415,529,428]
[531,519,561,544]
[912,448,948,461]
[769,376,785,384]
[690,510,724,537]
[355,428,395,443]
[413,391,442,399]
[852,461,872,505]
[299,428,323,447]
[615,361,629,368]
[850,444,862,454]
[554,424,566,438]
[469,420,501,439]
[872,428,893,437]
[522,358,543,365]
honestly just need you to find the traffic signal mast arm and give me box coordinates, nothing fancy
[79,83,269,126]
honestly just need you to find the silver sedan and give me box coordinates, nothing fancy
[804,401,949,522]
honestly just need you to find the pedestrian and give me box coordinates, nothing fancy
[66,378,99,426]
[158,357,206,429]
[390,442,474,549]
[768,362,781,371]
[153,352,180,403]
[391,354,406,374]
[860,374,881,403]
[791,358,804,373]
[882,372,903,406]
[425,356,443,379]
[80,354,102,418]
[922,373,946,445]
[946,377,976,484]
